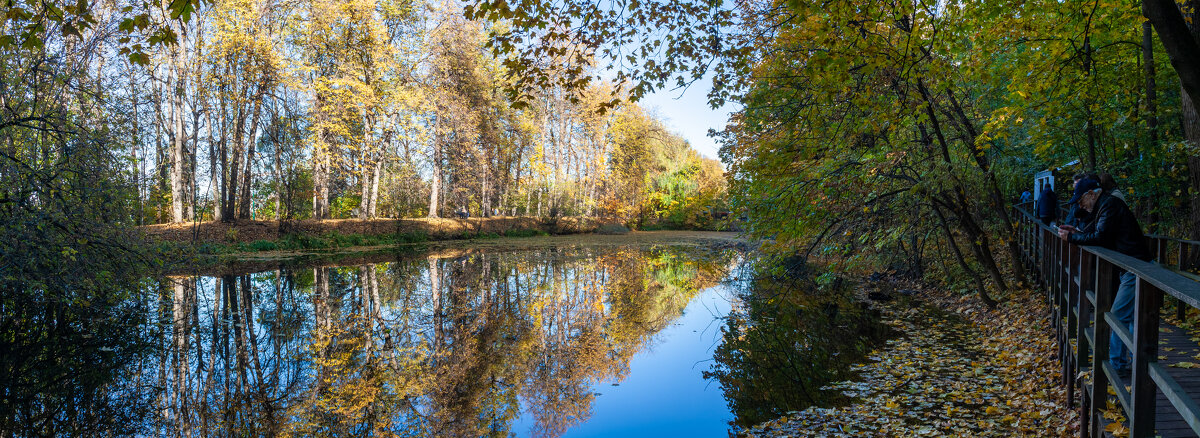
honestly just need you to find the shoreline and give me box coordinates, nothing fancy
[161,230,750,276]
[138,216,604,245]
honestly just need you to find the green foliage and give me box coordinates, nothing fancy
[466,0,733,106]
[330,195,363,220]
[280,234,331,250]
[603,105,728,229]
[247,240,279,251]
[393,231,429,243]
[0,32,166,432]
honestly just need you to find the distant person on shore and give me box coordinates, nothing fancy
[1020,189,1032,204]
[1036,181,1057,225]
[1057,178,1152,376]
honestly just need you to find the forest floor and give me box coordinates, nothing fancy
[139,216,603,244]
[744,280,1078,437]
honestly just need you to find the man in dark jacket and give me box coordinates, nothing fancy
[1057,178,1152,375]
[1037,182,1058,225]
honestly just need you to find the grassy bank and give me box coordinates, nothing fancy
[183,228,554,256]
[140,216,599,254]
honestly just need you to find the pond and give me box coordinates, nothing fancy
[1,236,891,437]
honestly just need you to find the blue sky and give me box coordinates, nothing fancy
[637,78,737,164]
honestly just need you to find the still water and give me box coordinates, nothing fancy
[4,240,890,437]
[151,245,737,437]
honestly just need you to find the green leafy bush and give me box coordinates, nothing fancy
[248,240,277,251]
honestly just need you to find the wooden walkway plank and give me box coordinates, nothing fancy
[1086,319,1200,437]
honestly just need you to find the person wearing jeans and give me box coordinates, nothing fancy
[1057,178,1152,375]
[1108,271,1139,372]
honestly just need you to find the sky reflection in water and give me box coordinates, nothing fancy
[147,245,738,437]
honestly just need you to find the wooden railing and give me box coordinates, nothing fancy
[1013,204,1200,438]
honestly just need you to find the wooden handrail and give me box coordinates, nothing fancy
[1011,204,1200,438]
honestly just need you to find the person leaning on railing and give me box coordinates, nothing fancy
[1056,178,1153,377]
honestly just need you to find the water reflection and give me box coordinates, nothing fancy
[706,271,894,428]
[149,246,734,437]
[0,277,162,436]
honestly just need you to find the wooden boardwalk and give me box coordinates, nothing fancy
[1015,203,1200,438]
[1086,319,1200,437]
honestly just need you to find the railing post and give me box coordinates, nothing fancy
[1130,278,1162,438]
[1076,250,1095,437]
[1181,242,1190,272]
[1065,242,1079,405]
[1057,233,1068,336]
[1036,226,1046,291]
[1090,260,1116,438]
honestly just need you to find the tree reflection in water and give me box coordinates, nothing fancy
[144,246,734,437]
[706,270,894,428]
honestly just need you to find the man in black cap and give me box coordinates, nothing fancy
[1064,172,1098,227]
[1057,178,1152,376]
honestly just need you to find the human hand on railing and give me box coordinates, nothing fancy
[1059,224,1078,232]
[1058,227,1073,241]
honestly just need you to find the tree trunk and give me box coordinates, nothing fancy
[941,86,1028,282]
[224,101,244,221]
[209,121,220,222]
[916,86,1012,291]
[237,96,263,219]
[482,157,491,217]
[130,71,143,225]
[1145,21,1160,147]
[368,159,382,217]
[1144,0,1200,109]
[273,117,284,221]
[1185,88,1200,241]
[428,131,442,218]
[932,204,998,309]
[169,62,190,223]
[313,139,330,220]
[359,155,371,220]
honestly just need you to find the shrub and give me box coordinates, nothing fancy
[280,234,329,250]
[248,240,278,251]
[196,243,223,254]
[394,231,428,243]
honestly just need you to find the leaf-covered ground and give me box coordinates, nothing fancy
[743,283,1078,437]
